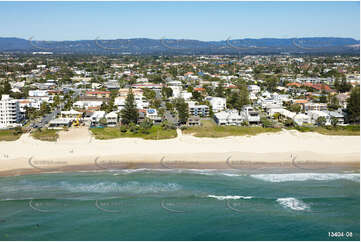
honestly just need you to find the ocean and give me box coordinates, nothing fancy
[0,169,359,241]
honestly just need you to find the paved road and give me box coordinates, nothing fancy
[29,89,79,130]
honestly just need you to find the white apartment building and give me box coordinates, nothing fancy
[268,108,311,126]
[188,101,209,117]
[114,95,149,111]
[181,91,192,100]
[214,110,244,126]
[308,111,331,125]
[248,85,261,94]
[169,86,182,98]
[0,95,21,129]
[242,106,261,124]
[206,97,226,112]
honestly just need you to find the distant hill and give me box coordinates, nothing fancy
[0,37,359,55]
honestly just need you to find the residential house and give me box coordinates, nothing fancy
[308,110,331,125]
[206,96,226,112]
[214,109,244,126]
[242,106,260,125]
[186,116,201,126]
[89,111,106,127]
[48,118,72,129]
[248,85,261,94]
[146,108,162,123]
[304,102,328,113]
[105,112,118,127]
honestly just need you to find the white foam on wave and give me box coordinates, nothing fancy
[220,173,243,177]
[277,197,310,211]
[207,195,253,200]
[0,197,34,201]
[111,169,244,177]
[251,173,360,183]
[61,181,182,194]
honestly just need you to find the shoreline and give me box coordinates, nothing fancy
[0,160,359,177]
[0,127,359,177]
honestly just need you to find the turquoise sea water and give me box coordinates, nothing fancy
[0,169,359,241]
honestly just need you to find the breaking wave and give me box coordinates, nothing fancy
[207,195,253,200]
[251,173,360,183]
[277,197,310,211]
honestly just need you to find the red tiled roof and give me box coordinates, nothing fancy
[294,99,309,104]
[303,82,334,92]
[194,88,205,91]
[287,82,302,87]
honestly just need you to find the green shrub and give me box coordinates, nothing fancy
[261,117,272,128]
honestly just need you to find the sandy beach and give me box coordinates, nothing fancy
[0,127,359,176]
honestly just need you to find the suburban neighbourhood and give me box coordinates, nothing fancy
[0,54,359,141]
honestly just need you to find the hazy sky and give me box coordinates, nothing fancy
[0,1,359,41]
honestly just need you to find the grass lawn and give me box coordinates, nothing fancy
[90,125,177,140]
[290,125,360,136]
[0,129,23,141]
[31,128,60,142]
[183,120,282,138]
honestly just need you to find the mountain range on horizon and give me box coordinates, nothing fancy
[0,37,359,55]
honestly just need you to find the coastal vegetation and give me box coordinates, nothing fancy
[31,128,60,142]
[0,127,23,141]
[90,124,177,140]
[182,120,282,138]
[289,125,360,136]
[120,89,139,125]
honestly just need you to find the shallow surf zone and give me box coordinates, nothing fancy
[250,173,360,183]
[0,170,359,241]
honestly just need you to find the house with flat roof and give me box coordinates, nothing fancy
[188,101,209,117]
[0,95,21,129]
[186,116,201,126]
[206,96,226,113]
[105,112,118,127]
[214,109,244,126]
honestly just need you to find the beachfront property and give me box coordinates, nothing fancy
[146,108,162,123]
[0,95,22,129]
[214,109,244,126]
[105,111,118,127]
[308,110,332,125]
[89,111,106,127]
[48,118,73,129]
[188,101,210,117]
[242,106,261,125]
[186,116,201,126]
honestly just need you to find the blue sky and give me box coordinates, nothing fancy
[0,1,359,41]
